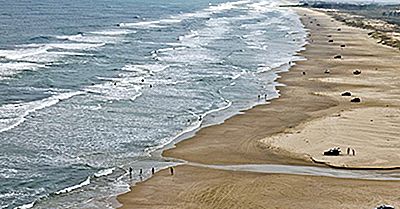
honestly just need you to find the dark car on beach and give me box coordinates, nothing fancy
[375,204,395,209]
[323,147,341,156]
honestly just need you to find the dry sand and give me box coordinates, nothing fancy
[118,8,400,209]
[263,107,400,168]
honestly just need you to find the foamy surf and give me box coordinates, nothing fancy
[15,201,35,209]
[55,33,118,44]
[94,168,116,178]
[118,0,247,30]
[0,0,308,208]
[0,62,46,79]
[122,64,170,74]
[206,0,251,12]
[55,177,91,195]
[89,30,136,36]
[0,42,102,78]
[0,91,84,133]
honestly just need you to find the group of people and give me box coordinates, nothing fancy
[128,166,175,179]
[258,94,268,101]
[347,147,356,156]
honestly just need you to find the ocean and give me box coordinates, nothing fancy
[0,0,307,208]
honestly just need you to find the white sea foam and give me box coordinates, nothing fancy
[85,63,169,101]
[145,97,232,154]
[0,41,105,77]
[94,168,115,178]
[0,46,50,60]
[175,11,209,19]
[207,0,251,13]
[122,64,169,74]
[0,62,46,78]
[157,17,230,63]
[0,91,84,133]
[14,201,35,209]
[55,33,117,44]
[23,43,105,50]
[55,176,91,195]
[89,29,135,36]
[0,45,90,64]
[84,82,143,101]
[177,30,199,42]
[118,20,165,28]
[119,0,250,30]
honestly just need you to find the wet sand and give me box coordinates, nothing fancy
[118,165,400,209]
[118,8,400,208]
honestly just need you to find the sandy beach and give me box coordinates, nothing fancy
[117,8,400,209]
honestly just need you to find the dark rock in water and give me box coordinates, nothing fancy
[341,91,352,96]
[328,39,333,43]
[334,55,342,59]
[341,44,346,47]
[324,69,330,74]
[351,98,361,103]
[337,28,341,31]
[327,35,332,37]
[302,71,306,75]
[316,23,321,26]
[353,70,361,75]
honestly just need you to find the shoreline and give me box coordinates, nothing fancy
[117,7,400,209]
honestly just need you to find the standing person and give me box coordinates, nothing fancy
[352,148,356,156]
[139,168,143,176]
[151,167,155,175]
[129,167,133,179]
[347,147,350,155]
[170,167,174,175]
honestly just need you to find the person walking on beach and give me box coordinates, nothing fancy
[152,167,155,175]
[170,167,174,175]
[139,168,143,176]
[129,167,133,179]
[352,148,356,156]
[347,147,350,155]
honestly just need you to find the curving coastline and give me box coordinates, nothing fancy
[117,7,400,209]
